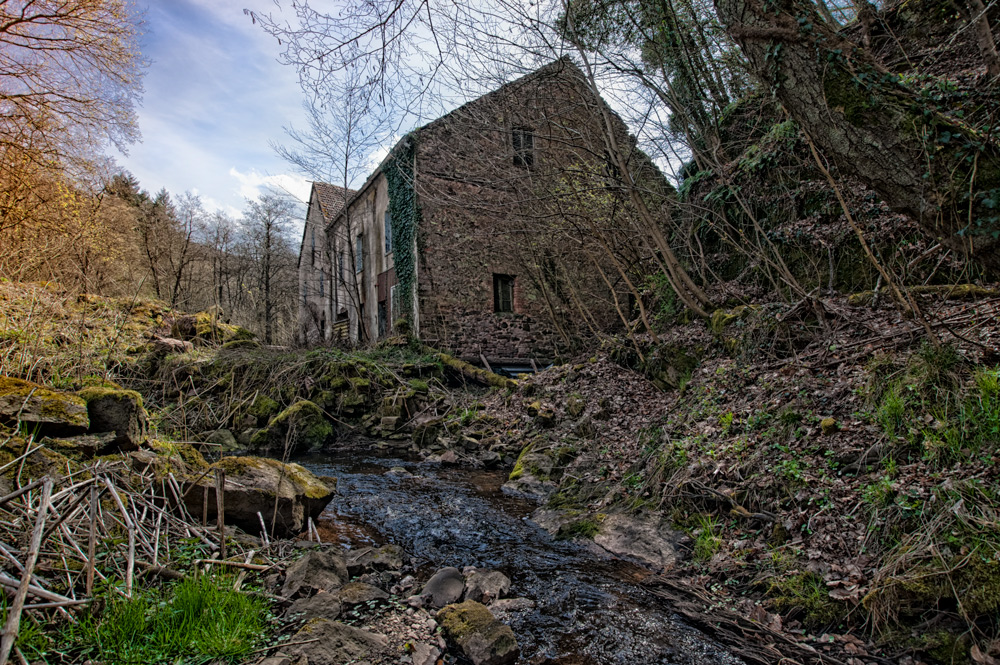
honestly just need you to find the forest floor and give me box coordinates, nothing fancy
[4,280,1000,665]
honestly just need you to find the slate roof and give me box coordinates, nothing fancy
[313,182,354,223]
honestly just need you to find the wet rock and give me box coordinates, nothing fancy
[422,566,465,608]
[489,597,536,613]
[347,544,406,576]
[439,450,459,465]
[410,642,442,665]
[284,590,342,622]
[184,456,335,538]
[463,569,511,604]
[336,581,389,605]
[250,400,334,454]
[77,386,147,451]
[479,450,502,467]
[0,377,89,437]
[201,428,239,451]
[437,600,519,665]
[593,513,685,570]
[282,550,349,598]
[502,473,557,501]
[282,618,389,665]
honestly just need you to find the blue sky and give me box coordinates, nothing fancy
[118,0,313,217]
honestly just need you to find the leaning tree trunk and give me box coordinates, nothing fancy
[714,0,1000,269]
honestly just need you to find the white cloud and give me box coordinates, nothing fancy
[229,168,312,204]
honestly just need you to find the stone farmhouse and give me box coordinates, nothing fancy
[297,57,669,369]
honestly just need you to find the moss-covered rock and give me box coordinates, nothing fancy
[251,400,334,454]
[77,386,147,451]
[183,456,335,537]
[0,377,89,437]
[0,437,71,483]
[566,394,586,418]
[438,600,519,665]
[171,310,254,346]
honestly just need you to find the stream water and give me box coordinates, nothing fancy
[297,453,743,665]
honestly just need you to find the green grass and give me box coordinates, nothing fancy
[15,574,272,664]
[692,514,721,561]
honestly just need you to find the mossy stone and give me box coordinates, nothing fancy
[77,386,147,451]
[254,400,334,454]
[0,377,89,437]
[437,600,519,665]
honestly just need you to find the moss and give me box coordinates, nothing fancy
[77,386,144,409]
[408,379,429,394]
[0,377,89,432]
[820,417,839,435]
[258,400,333,452]
[508,441,535,481]
[437,600,516,653]
[555,518,599,540]
[148,439,208,472]
[769,572,843,630]
[248,395,279,420]
[220,339,261,350]
[349,377,371,391]
[566,394,586,418]
[211,456,334,500]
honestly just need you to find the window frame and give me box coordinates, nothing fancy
[512,127,534,168]
[355,234,364,273]
[493,273,515,313]
[384,211,393,255]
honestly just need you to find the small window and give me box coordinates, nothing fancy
[338,251,345,282]
[355,234,364,273]
[319,269,325,298]
[493,273,515,313]
[384,211,393,254]
[512,127,534,168]
[310,228,316,266]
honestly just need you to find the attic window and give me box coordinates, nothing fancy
[493,273,515,313]
[512,127,534,168]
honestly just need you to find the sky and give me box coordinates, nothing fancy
[117,0,314,218]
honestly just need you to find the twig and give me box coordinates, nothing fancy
[215,468,226,560]
[0,477,52,665]
[251,638,321,654]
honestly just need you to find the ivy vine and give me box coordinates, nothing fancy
[383,134,420,321]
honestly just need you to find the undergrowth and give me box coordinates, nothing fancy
[5,574,273,664]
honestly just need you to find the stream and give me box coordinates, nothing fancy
[297,453,743,665]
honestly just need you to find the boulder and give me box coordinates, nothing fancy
[170,310,252,345]
[284,591,342,622]
[336,581,389,606]
[282,550,349,598]
[250,400,334,453]
[184,456,335,537]
[201,428,239,451]
[150,335,193,356]
[0,378,88,437]
[77,386,147,451]
[463,570,512,604]
[40,432,116,460]
[282,618,389,665]
[346,544,406,576]
[422,567,465,609]
[411,415,443,448]
[437,600,519,665]
[593,513,685,570]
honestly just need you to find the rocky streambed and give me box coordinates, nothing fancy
[297,453,743,665]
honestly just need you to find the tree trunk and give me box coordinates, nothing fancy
[714,0,1000,269]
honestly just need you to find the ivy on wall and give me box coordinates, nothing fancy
[383,134,420,321]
